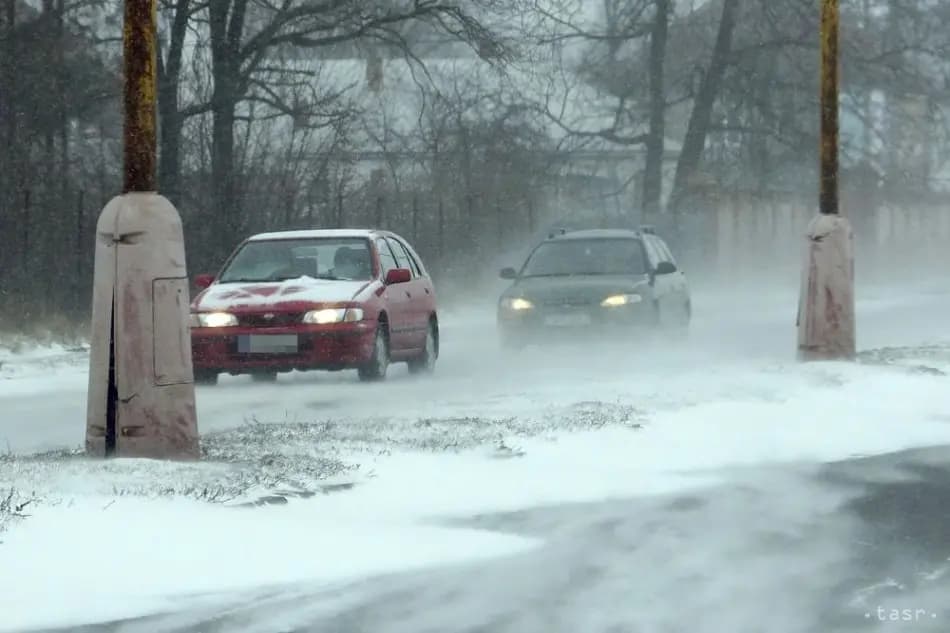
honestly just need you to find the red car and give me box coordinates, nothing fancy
[188,229,439,384]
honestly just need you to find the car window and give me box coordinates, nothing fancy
[385,237,412,272]
[654,237,677,265]
[521,238,647,277]
[375,238,398,275]
[388,238,421,277]
[217,238,372,282]
[402,241,427,276]
[642,236,664,268]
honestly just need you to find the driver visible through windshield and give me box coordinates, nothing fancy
[217,238,374,283]
[520,238,647,277]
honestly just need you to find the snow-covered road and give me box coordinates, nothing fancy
[52,448,950,633]
[2,277,950,632]
[3,279,949,456]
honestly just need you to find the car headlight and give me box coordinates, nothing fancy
[190,312,238,327]
[302,308,364,324]
[501,297,534,311]
[601,294,642,307]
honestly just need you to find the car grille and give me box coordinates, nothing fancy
[238,313,303,327]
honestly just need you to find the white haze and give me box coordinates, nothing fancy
[2,253,950,631]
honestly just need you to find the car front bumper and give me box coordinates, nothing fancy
[497,302,656,343]
[191,320,377,374]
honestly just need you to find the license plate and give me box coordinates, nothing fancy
[544,313,591,327]
[237,334,298,354]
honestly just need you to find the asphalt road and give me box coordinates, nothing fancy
[43,445,950,633]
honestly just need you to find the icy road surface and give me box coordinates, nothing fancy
[2,281,950,456]
[2,279,950,632]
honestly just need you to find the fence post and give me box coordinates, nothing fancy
[527,195,535,233]
[495,195,503,251]
[437,195,445,264]
[412,193,419,242]
[75,188,85,314]
[336,187,344,228]
[375,195,385,228]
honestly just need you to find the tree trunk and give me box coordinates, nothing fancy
[157,0,190,206]
[208,0,246,263]
[158,92,183,205]
[0,0,16,279]
[642,0,669,218]
[668,0,739,211]
[211,90,237,260]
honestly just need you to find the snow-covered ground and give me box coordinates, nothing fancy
[2,276,950,632]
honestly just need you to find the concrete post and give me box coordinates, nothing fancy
[797,0,856,361]
[85,0,199,458]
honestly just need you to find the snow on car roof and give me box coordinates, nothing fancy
[247,229,379,242]
[547,229,643,241]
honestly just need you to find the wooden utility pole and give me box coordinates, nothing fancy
[796,0,856,361]
[123,0,157,192]
[819,0,839,216]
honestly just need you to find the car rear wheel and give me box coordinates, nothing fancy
[358,326,390,382]
[408,321,438,375]
[250,371,278,383]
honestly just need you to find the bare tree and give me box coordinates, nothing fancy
[643,0,669,217]
[172,0,513,260]
[667,0,738,211]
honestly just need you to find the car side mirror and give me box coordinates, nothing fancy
[500,267,517,280]
[655,261,677,275]
[194,273,215,289]
[385,268,412,285]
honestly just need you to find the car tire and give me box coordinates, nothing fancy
[250,371,278,383]
[358,325,390,382]
[679,300,692,331]
[650,300,662,328]
[659,301,690,339]
[499,332,525,352]
[408,320,438,375]
[194,369,218,385]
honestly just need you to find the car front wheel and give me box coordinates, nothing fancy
[658,300,690,338]
[250,371,278,383]
[499,330,525,352]
[358,325,390,382]
[194,369,218,385]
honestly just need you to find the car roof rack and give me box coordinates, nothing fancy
[639,224,656,235]
[547,227,570,239]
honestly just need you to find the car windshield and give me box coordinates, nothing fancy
[217,237,374,283]
[520,238,647,277]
